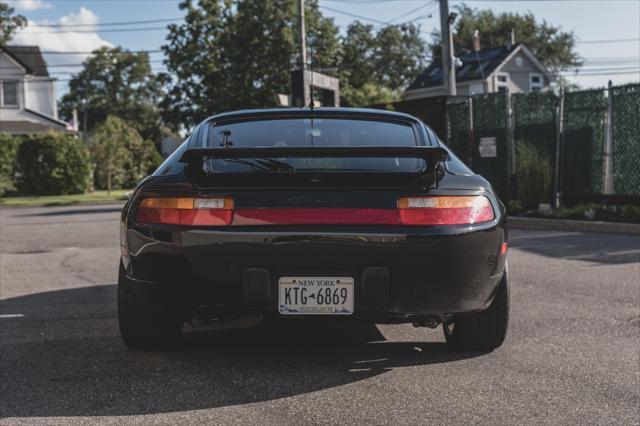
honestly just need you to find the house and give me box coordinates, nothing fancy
[0,45,69,134]
[404,43,554,100]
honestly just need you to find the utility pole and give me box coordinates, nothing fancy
[297,0,310,106]
[603,80,615,194]
[554,86,565,207]
[439,0,456,96]
[297,0,306,70]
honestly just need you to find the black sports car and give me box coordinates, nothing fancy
[118,108,509,351]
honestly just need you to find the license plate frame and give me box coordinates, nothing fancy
[278,276,354,315]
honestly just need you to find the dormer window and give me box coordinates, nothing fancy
[1,81,18,106]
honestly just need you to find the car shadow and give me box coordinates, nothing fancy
[13,206,123,217]
[0,284,483,418]
[508,228,640,265]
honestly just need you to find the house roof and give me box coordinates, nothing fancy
[1,45,50,77]
[407,43,524,92]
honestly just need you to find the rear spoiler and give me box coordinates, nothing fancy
[179,146,449,172]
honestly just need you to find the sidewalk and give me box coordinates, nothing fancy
[508,216,640,235]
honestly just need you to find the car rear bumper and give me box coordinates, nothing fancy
[123,223,507,321]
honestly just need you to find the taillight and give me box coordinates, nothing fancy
[397,196,494,225]
[134,195,494,227]
[135,197,234,225]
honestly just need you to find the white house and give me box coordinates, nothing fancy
[404,43,555,100]
[0,45,69,134]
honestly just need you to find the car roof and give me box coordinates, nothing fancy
[203,107,422,125]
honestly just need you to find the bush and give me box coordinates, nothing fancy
[16,132,91,195]
[0,133,21,196]
[621,205,640,223]
[515,140,552,209]
[508,199,523,214]
[89,116,162,191]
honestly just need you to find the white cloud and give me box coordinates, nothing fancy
[58,6,100,28]
[12,7,112,62]
[7,0,53,11]
[11,7,113,97]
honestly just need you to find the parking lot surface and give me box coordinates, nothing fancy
[1,204,638,425]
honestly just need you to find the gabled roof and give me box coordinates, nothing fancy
[406,43,549,92]
[0,45,50,77]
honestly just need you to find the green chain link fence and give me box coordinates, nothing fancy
[562,88,607,196]
[442,83,639,205]
[611,83,640,196]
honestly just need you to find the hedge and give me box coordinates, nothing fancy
[0,133,21,196]
[15,132,92,195]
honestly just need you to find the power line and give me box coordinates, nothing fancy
[383,1,434,25]
[577,38,640,44]
[30,18,181,28]
[320,3,433,29]
[17,26,169,35]
[570,66,640,71]
[319,4,389,25]
[4,49,163,55]
[562,70,640,76]
[321,0,638,2]
[0,59,165,69]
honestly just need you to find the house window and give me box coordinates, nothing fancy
[469,83,484,95]
[495,73,510,93]
[529,73,544,92]
[1,81,18,106]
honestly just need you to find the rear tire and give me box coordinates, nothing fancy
[443,266,509,351]
[117,262,183,350]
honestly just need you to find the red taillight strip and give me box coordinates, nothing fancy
[232,208,399,226]
[135,196,495,227]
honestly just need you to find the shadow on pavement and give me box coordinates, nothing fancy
[14,206,123,217]
[508,229,640,265]
[0,284,482,418]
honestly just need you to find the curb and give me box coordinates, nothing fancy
[508,216,640,235]
[0,200,126,209]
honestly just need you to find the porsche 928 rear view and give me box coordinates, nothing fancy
[118,108,509,351]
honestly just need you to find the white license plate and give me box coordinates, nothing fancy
[278,277,354,315]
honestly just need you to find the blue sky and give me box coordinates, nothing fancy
[7,0,640,99]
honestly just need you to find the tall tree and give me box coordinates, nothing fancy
[429,4,581,72]
[161,0,428,126]
[59,47,164,141]
[0,1,26,44]
[161,0,340,130]
[340,22,427,106]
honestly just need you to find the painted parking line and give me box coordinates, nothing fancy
[0,314,25,319]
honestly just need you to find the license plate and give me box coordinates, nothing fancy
[278,277,354,315]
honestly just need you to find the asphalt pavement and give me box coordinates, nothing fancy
[0,204,638,425]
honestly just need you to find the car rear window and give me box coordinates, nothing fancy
[198,117,424,173]
[200,118,417,148]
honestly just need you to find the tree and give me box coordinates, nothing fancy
[339,22,427,106]
[59,47,164,142]
[89,116,162,193]
[429,5,581,72]
[161,0,340,130]
[0,2,26,44]
[161,0,428,127]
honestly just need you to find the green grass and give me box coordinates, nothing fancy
[0,189,131,207]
